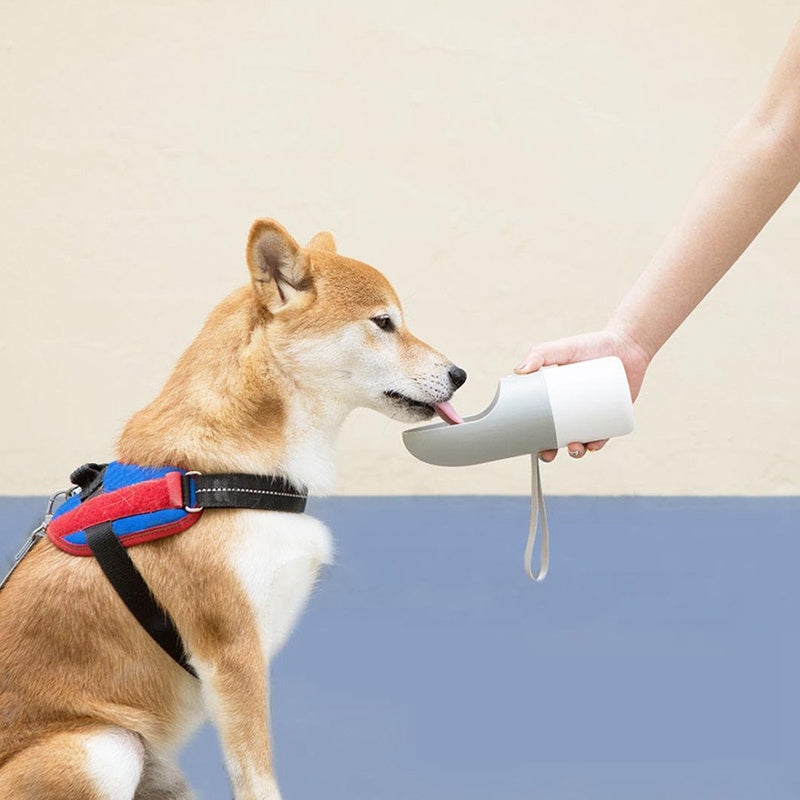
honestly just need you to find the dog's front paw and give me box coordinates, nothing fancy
[253,774,283,800]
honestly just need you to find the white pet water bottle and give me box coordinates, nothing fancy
[402,357,634,580]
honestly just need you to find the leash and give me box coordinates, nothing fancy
[0,487,75,593]
[2,463,308,678]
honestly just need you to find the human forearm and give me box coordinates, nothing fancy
[516,21,800,459]
[610,97,800,361]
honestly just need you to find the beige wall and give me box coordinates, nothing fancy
[2,1,799,496]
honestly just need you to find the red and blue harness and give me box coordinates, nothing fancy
[6,462,307,677]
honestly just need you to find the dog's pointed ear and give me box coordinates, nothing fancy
[247,219,313,313]
[307,231,337,254]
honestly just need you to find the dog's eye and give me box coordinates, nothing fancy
[370,315,395,333]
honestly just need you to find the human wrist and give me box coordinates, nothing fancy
[604,315,656,367]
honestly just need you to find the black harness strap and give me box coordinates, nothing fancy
[70,462,107,501]
[77,469,308,679]
[86,522,198,677]
[183,473,307,513]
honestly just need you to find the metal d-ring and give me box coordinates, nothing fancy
[183,471,203,513]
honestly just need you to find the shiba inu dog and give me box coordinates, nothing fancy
[0,219,466,800]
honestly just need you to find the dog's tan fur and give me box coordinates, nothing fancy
[0,220,462,800]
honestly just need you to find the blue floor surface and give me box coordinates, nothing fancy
[2,495,799,799]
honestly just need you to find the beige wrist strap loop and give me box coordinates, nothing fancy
[524,454,549,581]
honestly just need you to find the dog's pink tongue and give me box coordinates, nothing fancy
[435,400,464,425]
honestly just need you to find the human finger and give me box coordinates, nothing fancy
[567,442,586,458]
[515,338,579,374]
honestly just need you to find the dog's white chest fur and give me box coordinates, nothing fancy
[226,510,334,662]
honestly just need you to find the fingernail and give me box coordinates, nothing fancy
[568,450,579,457]
[515,362,528,372]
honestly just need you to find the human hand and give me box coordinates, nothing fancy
[514,328,650,461]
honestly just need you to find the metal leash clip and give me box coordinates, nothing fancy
[0,487,77,592]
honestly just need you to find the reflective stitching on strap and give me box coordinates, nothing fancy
[194,487,304,499]
[523,454,549,581]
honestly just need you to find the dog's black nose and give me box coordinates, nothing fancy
[448,365,467,389]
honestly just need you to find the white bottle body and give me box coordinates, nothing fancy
[541,356,634,448]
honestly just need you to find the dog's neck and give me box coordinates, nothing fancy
[270,394,348,494]
[116,289,348,494]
